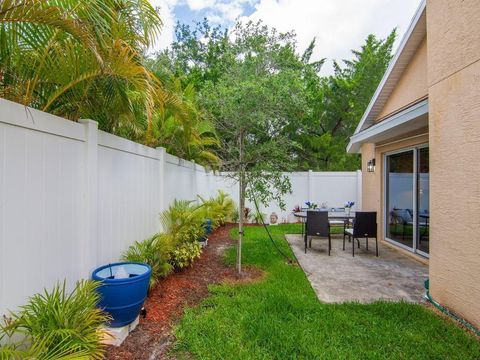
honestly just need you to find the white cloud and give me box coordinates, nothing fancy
[150,0,256,50]
[190,0,257,25]
[186,0,217,11]
[240,0,422,75]
[149,0,180,53]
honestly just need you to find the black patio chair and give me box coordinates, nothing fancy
[304,211,331,255]
[343,211,377,257]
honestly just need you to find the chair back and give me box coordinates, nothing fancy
[306,211,329,237]
[353,212,377,238]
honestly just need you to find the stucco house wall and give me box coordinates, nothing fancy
[427,0,480,329]
[376,37,428,122]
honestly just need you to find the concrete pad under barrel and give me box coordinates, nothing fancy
[285,234,428,303]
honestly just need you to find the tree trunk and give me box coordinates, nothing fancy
[237,132,245,274]
[237,170,245,274]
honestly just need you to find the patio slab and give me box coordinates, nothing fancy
[285,234,428,303]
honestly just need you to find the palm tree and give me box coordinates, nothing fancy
[0,0,167,133]
[149,77,220,167]
[0,0,220,166]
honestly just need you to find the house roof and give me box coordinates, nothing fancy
[347,0,427,153]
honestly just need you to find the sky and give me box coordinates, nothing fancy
[149,0,422,75]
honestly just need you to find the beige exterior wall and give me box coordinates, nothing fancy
[376,37,428,122]
[360,143,379,213]
[427,0,480,328]
[427,0,480,86]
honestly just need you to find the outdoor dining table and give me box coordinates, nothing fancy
[293,210,355,236]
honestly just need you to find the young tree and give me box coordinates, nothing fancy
[200,21,308,273]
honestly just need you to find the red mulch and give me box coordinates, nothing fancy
[105,224,263,360]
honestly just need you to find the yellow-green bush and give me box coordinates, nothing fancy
[122,193,235,285]
[122,233,174,289]
[170,241,202,269]
[160,200,205,269]
[0,281,108,359]
[198,190,236,228]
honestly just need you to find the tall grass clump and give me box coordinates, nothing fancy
[122,233,174,289]
[198,190,236,227]
[0,280,108,359]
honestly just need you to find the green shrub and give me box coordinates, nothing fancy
[160,200,205,269]
[231,206,240,223]
[160,200,204,237]
[0,280,108,360]
[170,241,202,269]
[122,233,173,289]
[198,190,235,227]
[120,194,233,285]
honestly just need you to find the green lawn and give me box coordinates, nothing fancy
[173,224,479,359]
[388,224,430,237]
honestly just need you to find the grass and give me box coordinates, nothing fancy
[172,224,479,359]
[388,224,429,237]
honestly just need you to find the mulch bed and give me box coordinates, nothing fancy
[105,224,263,360]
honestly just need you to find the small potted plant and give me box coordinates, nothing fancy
[305,201,318,210]
[290,205,301,223]
[344,201,355,216]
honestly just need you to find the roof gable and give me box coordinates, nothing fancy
[351,0,427,135]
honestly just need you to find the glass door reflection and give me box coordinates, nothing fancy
[417,147,429,254]
[386,150,415,250]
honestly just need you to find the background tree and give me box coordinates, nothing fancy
[162,19,396,172]
[291,31,397,170]
[159,20,397,270]
[146,73,220,167]
[156,19,233,90]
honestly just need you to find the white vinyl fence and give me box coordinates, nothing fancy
[0,98,361,316]
[218,171,362,223]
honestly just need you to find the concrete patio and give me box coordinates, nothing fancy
[285,234,428,303]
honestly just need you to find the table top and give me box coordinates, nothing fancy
[293,210,355,219]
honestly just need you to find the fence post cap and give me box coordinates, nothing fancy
[78,119,98,126]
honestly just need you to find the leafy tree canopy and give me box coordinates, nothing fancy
[295,30,397,171]
[159,19,396,171]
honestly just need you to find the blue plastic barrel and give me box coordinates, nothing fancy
[92,262,151,327]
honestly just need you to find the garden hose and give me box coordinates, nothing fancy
[424,279,480,337]
[252,196,297,265]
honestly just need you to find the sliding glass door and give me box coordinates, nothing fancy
[386,150,415,249]
[416,147,429,255]
[385,146,429,256]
